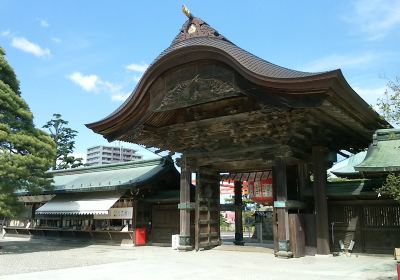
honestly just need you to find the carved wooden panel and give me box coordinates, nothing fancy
[150,63,243,112]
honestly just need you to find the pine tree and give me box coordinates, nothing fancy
[43,113,83,170]
[0,47,56,217]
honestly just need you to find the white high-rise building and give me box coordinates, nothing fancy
[86,145,143,166]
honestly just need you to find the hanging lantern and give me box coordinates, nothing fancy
[248,171,273,205]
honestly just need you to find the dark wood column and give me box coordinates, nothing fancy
[297,161,309,201]
[178,156,193,250]
[233,181,244,245]
[195,167,220,251]
[273,157,292,257]
[312,146,330,255]
[132,199,137,243]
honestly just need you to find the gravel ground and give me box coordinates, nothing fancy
[0,236,397,280]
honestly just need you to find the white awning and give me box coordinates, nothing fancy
[35,192,122,215]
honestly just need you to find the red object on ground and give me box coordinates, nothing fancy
[135,227,146,246]
[397,263,400,280]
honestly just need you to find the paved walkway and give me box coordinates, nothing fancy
[0,237,397,280]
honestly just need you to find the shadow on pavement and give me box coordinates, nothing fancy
[0,238,96,255]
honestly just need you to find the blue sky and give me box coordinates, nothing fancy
[1,0,399,161]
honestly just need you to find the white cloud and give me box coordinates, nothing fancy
[345,0,400,40]
[126,62,148,73]
[69,62,146,102]
[39,19,49,28]
[68,72,99,92]
[68,71,130,102]
[1,30,10,37]
[101,81,118,91]
[111,92,130,102]
[353,85,387,105]
[51,37,61,43]
[11,37,51,57]
[302,53,378,72]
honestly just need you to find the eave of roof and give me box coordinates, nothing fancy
[48,157,165,176]
[355,129,400,173]
[17,157,176,195]
[303,178,385,198]
[329,151,367,178]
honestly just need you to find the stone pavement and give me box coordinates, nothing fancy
[0,237,397,280]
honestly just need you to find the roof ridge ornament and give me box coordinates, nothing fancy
[172,6,232,46]
[182,4,193,19]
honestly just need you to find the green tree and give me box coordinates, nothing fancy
[219,213,229,230]
[377,78,400,203]
[43,113,83,169]
[377,173,400,203]
[378,77,400,126]
[0,47,56,217]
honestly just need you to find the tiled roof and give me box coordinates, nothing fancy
[329,151,367,178]
[18,157,175,194]
[154,36,324,79]
[355,129,400,173]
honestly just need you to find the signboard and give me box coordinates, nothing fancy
[94,207,133,220]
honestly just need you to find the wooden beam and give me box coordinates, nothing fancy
[157,110,266,134]
[187,144,282,160]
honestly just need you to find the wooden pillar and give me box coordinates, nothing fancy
[312,146,330,255]
[195,167,220,251]
[297,162,309,201]
[233,181,244,245]
[132,199,137,243]
[273,157,292,257]
[178,156,193,250]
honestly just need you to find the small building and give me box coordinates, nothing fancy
[319,129,400,253]
[86,145,143,166]
[4,157,181,246]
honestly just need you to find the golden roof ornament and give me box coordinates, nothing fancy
[182,4,193,19]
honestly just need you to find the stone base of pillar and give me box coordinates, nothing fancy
[178,235,193,251]
[275,240,292,258]
[177,245,193,251]
[275,251,293,258]
[233,233,245,246]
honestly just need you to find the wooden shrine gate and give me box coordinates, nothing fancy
[195,168,221,250]
[328,200,400,253]
[87,9,389,256]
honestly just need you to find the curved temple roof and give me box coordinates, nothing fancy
[167,17,324,80]
[86,13,388,146]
